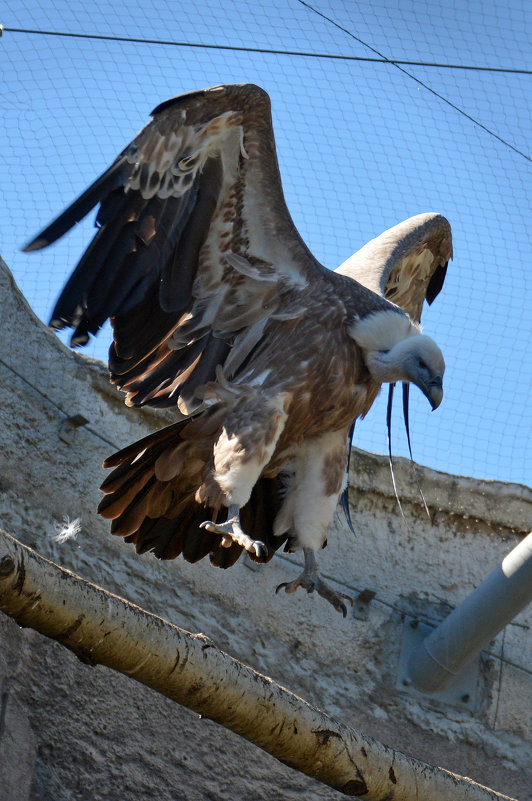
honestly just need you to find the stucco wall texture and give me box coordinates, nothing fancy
[1,256,531,801]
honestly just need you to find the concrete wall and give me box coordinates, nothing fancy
[1,255,531,801]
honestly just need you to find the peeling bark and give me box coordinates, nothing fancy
[0,528,516,801]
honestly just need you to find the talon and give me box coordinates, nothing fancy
[200,506,268,561]
[251,540,268,560]
[275,548,352,616]
[276,578,314,596]
[200,521,217,533]
[276,581,296,595]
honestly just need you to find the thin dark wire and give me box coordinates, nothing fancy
[0,355,119,450]
[5,23,531,160]
[3,26,532,75]
[297,0,532,163]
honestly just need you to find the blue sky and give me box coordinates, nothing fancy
[1,0,531,486]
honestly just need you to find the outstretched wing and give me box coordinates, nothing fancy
[24,84,330,412]
[335,213,452,322]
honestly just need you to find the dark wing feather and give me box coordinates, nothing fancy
[25,83,331,412]
[23,156,131,253]
[335,212,452,322]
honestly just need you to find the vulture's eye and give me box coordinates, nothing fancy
[418,358,428,370]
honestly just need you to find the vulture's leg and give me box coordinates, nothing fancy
[273,427,354,615]
[199,393,288,560]
[276,548,352,617]
[200,506,267,560]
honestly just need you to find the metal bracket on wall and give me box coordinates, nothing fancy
[397,617,479,711]
[352,588,376,621]
[58,414,90,445]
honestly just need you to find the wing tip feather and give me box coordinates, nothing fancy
[22,237,49,253]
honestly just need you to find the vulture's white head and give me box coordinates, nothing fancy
[349,310,445,409]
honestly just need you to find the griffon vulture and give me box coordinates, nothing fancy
[24,84,452,615]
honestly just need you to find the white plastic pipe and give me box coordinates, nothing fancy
[408,531,532,693]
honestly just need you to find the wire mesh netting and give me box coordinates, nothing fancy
[1,0,531,486]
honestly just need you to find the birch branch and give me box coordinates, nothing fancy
[0,528,516,801]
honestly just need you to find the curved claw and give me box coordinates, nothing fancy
[335,599,348,618]
[246,539,268,561]
[315,582,350,618]
[275,580,299,596]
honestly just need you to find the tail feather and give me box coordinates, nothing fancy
[181,510,219,563]
[102,421,186,468]
[125,516,184,559]
[145,480,183,519]
[108,476,158,538]
[98,466,155,518]
[100,453,156,494]
[209,539,243,568]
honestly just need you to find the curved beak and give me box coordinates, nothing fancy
[421,376,443,410]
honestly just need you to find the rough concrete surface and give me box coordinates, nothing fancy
[1,255,531,800]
